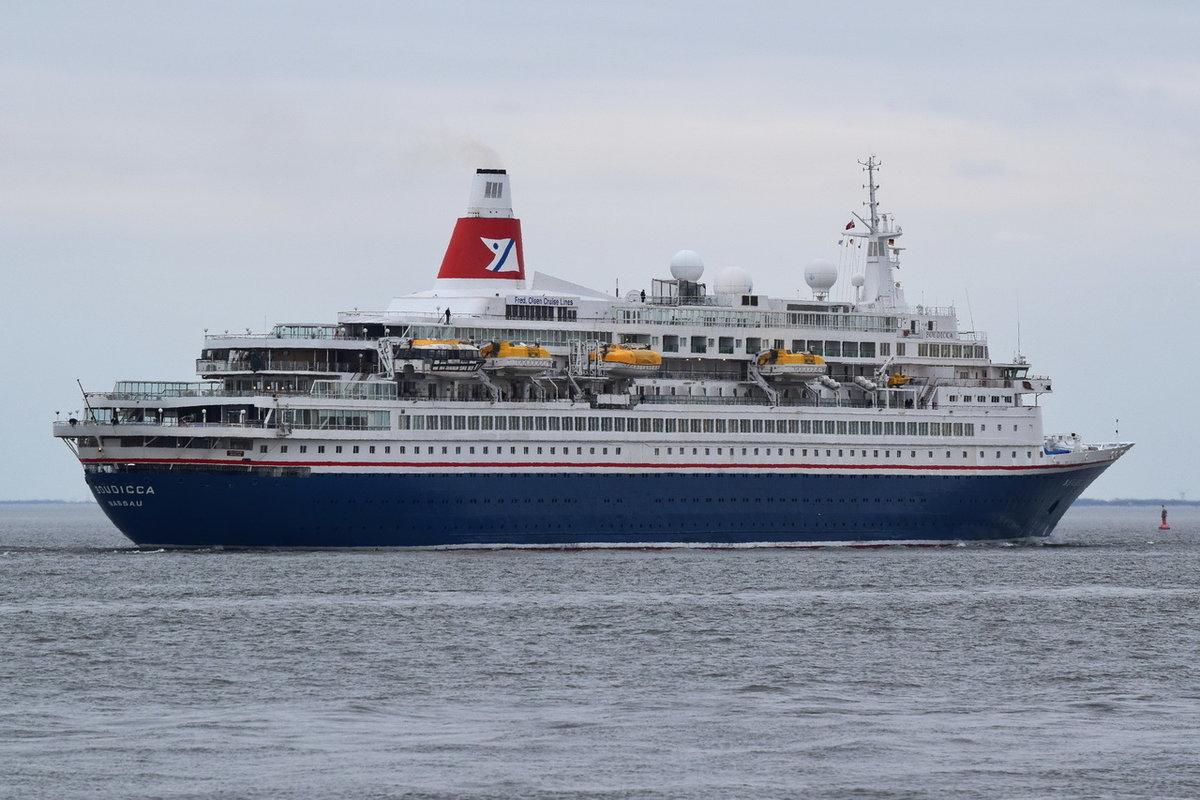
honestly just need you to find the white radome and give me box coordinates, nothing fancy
[714,266,753,295]
[804,259,838,292]
[670,249,704,282]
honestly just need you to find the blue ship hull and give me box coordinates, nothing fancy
[85,463,1111,548]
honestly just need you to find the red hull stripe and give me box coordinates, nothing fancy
[80,456,1104,473]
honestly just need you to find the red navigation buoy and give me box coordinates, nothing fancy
[1159,506,1171,530]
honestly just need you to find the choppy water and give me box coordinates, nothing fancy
[2,503,1199,799]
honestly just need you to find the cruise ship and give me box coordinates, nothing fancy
[53,158,1131,548]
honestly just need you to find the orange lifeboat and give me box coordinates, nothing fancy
[588,344,663,377]
[480,341,554,375]
[754,349,827,382]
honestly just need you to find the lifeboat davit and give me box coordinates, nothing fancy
[589,344,663,377]
[754,349,826,382]
[480,341,554,375]
[394,340,483,375]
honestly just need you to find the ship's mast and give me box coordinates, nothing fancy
[852,155,907,312]
[865,155,881,233]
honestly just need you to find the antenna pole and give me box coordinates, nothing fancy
[858,155,881,234]
[76,378,95,420]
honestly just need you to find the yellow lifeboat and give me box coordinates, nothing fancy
[480,341,554,375]
[754,349,827,381]
[887,372,912,387]
[588,344,663,377]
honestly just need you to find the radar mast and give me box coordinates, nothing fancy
[850,155,907,312]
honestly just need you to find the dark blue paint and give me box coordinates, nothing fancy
[84,465,1113,548]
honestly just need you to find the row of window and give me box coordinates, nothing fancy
[407,325,605,347]
[918,343,989,359]
[948,394,1012,404]
[397,413,981,438]
[662,336,883,358]
[617,307,899,332]
[280,409,391,430]
[505,305,578,322]
[264,443,622,457]
[257,441,1039,461]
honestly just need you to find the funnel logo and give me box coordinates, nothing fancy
[436,216,524,280]
[481,237,519,272]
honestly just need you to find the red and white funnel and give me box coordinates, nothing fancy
[436,168,525,282]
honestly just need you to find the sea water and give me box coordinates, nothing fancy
[1,502,1198,799]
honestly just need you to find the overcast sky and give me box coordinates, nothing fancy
[4,0,1198,501]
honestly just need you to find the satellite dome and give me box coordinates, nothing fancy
[670,249,704,282]
[850,274,865,287]
[714,266,753,295]
[804,259,838,297]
